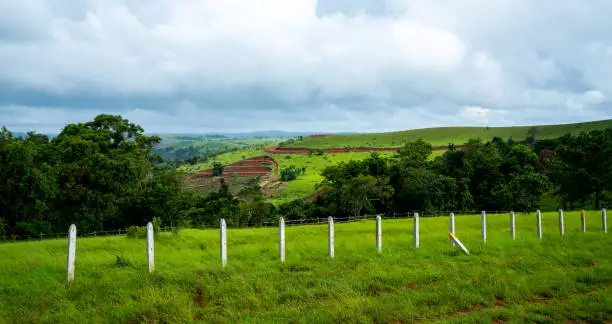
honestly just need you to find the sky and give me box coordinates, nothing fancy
[1,0,611,134]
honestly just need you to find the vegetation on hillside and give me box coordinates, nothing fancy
[3,115,612,238]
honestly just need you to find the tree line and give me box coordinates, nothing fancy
[1,114,611,237]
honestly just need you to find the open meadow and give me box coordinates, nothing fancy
[1,211,611,323]
[284,119,612,149]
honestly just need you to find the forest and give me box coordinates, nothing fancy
[1,114,611,237]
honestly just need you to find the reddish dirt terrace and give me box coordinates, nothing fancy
[185,156,280,194]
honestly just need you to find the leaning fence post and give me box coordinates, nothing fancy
[147,222,154,273]
[414,213,419,248]
[536,210,542,240]
[559,209,565,236]
[220,219,227,267]
[602,208,607,233]
[510,211,516,240]
[376,215,382,252]
[279,217,285,262]
[481,211,487,243]
[328,217,334,258]
[450,212,456,246]
[66,224,77,282]
[581,210,586,233]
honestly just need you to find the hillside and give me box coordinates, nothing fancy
[154,135,282,161]
[283,119,612,149]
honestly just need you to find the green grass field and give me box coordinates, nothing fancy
[285,119,612,149]
[272,151,445,203]
[180,148,446,202]
[1,211,611,323]
[178,147,268,174]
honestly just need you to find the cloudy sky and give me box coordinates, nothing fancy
[1,0,611,134]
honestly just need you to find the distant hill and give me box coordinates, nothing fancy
[151,130,359,140]
[282,119,612,149]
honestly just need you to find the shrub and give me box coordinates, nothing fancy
[280,165,306,182]
[126,226,146,239]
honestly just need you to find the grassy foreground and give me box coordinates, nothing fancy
[2,211,611,323]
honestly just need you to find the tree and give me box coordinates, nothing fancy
[212,162,224,177]
[50,114,161,232]
[548,130,612,209]
[396,139,432,167]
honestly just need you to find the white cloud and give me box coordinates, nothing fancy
[0,0,611,133]
[458,106,491,123]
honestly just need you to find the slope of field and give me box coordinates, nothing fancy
[272,150,445,203]
[1,211,611,323]
[185,156,279,194]
[155,135,282,161]
[179,147,268,174]
[284,119,612,149]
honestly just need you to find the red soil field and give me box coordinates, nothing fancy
[186,155,279,188]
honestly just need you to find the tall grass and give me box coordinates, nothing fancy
[1,211,611,323]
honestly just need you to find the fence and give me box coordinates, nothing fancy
[0,210,513,242]
[57,208,609,282]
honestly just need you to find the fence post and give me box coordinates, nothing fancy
[376,215,382,252]
[450,212,455,246]
[279,217,285,262]
[581,210,586,233]
[414,213,419,248]
[510,211,516,240]
[146,222,154,273]
[536,210,542,240]
[220,219,227,267]
[602,208,607,233]
[328,217,334,258]
[559,209,565,236]
[481,211,487,243]
[66,224,77,282]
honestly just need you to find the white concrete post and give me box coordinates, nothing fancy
[66,224,77,282]
[536,210,542,240]
[481,211,487,243]
[581,210,586,233]
[220,218,227,267]
[146,222,154,273]
[559,209,565,236]
[376,215,382,252]
[328,217,334,258]
[602,208,607,233]
[510,211,516,240]
[450,212,456,246]
[279,217,285,262]
[449,233,470,255]
[414,213,419,248]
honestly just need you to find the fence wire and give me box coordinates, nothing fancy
[0,210,520,243]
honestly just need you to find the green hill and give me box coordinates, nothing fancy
[284,119,612,149]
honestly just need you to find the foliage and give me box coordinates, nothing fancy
[315,138,551,215]
[279,165,306,181]
[547,129,612,209]
[212,162,224,176]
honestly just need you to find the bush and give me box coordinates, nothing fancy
[126,217,163,239]
[280,165,306,182]
[126,226,146,239]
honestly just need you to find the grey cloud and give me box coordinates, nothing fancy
[0,0,611,133]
